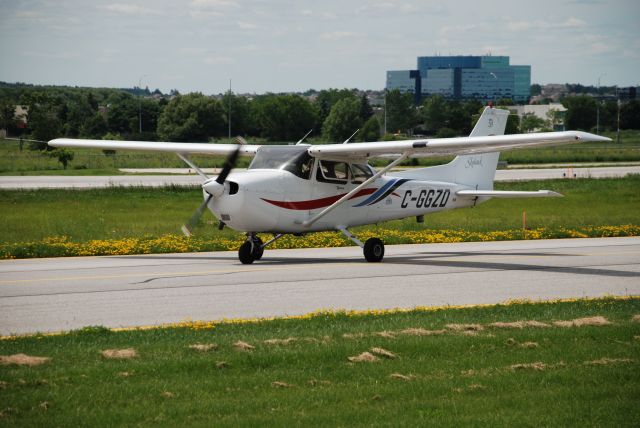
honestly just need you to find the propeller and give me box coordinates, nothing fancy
[181,144,241,237]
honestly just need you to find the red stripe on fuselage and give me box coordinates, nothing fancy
[261,188,377,210]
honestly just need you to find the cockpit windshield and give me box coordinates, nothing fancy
[248,145,314,179]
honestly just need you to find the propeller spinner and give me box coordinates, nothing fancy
[181,144,241,237]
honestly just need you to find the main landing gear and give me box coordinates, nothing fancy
[237,229,385,264]
[338,226,385,263]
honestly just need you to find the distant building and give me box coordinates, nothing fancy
[386,55,531,104]
[618,86,638,101]
[508,103,567,131]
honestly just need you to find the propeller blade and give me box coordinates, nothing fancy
[181,194,213,237]
[215,145,241,185]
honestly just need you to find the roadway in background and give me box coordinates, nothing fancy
[1,166,639,189]
[1,237,638,335]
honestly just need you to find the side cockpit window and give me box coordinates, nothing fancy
[316,160,349,184]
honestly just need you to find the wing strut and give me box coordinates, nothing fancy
[176,153,209,180]
[302,152,411,227]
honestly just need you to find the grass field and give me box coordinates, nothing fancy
[0,297,638,426]
[0,176,638,245]
[2,130,639,174]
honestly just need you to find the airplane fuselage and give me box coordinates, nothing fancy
[209,168,477,234]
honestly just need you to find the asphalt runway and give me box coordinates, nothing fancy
[1,237,639,335]
[1,166,639,189]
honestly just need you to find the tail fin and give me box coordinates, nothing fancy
[394,106,509,189]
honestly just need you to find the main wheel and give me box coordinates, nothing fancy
[363,238,385,262]
[238,241,255,264]
[252,237,264,260]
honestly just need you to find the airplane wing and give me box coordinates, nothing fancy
[307,131,610,161]
[48,138,260,156]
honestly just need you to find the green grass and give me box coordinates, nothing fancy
[0,176,638,245]
[2,130,640,173]
[1,297,639,426]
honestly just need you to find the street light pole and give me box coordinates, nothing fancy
[596,73,605,134]
[228,78,232,141]
[138,74,148,134]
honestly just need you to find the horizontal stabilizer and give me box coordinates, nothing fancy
[456,190,562,198]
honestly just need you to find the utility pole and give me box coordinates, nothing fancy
[138,74,147,134]
[228,79,232,141]
[596,74,605,133]
[616,90,621,144]
[383,89,387,136]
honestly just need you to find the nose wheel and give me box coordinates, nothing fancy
[238,235,263,264]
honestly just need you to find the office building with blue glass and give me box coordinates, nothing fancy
[386,55,531,103]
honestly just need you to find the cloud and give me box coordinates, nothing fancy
[101,3,163,15]
[190,0,239,9]
[319,31,357,40]
[506,17,586,32]
[237,21,258,30]
[203,56,235,65]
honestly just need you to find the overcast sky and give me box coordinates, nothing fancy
[0,0,638,94]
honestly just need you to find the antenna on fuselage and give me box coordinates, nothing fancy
[342,129,359,144]
[295,129,313,145]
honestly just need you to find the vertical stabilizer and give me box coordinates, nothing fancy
[393,106,509,190]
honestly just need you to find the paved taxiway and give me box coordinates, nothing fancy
[1,166,639,189]
[1,237,639,335]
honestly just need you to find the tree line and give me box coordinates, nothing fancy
[1,84,639,150]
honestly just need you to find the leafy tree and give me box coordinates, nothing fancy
[562,95,596,130]
[421,95,448,134]
[105,92,138,134]
[49,149,74,169]
[530,84,542,96]
[315,89,356,131]
[221,92,251,137]
[27,105,62,149]
[520,112,548,132]
[251,94,317,141]
[620,100,640,130]
[435,127,457,138]
[80,113,108,139]
[157,93,225,141]
[359,94,374,121]
[0,100,16,135]
[322,97,363,142]
[385,89,417,134]
[358,116,381,142]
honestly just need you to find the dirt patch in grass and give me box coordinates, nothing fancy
[510,362,547,371]
[553,316,611,327]
[0,381,7,390]
[271,381,294,388]
[520,342,539,349]
[632,315,640,322]
[263,337,297,345]
[584,357,635,366]
[343,332,368,339]
[215,361,229,369]
[348,352,379,363]
[446,323,484,332]
[370,347,397,359]
[374,331,396,338]
[308,379,332,386]
[0,354,50,366]
[117,371,133,377]
[161,391,174,398]
[188,343,218,352]
[399,328,446,336]
[101,348,137,359]
[489,320,550,329]
[233,341,255,351]
[39,401,49,411]
[389,373,413,381]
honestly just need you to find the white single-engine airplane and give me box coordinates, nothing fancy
[49,106,609,264]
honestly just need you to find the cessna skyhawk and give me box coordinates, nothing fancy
[49,106,609,264]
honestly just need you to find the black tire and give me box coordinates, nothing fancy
[238,241,255,264]
[252,237,264,260]
[363,238,384,262]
